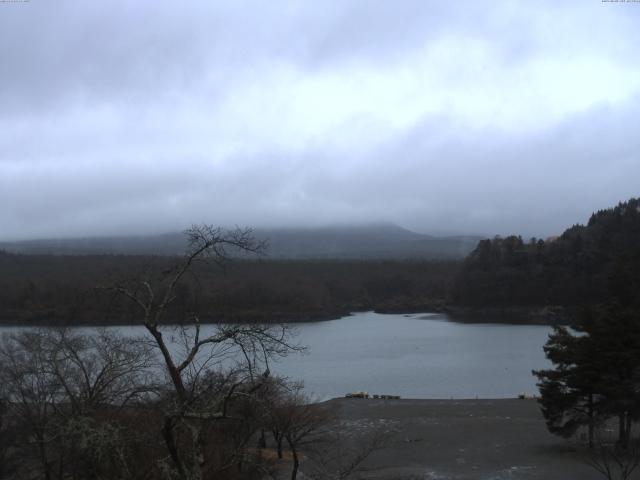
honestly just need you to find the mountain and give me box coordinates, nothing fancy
[256,224,480,259]
[0,232,188,256]
[0,224,481,260]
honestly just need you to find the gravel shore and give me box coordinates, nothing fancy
[321,397,602,480]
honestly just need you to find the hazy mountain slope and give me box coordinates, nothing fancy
[0,224,481,260]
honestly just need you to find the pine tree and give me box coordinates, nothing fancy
[535,306,640,448]
[534,324,601,447]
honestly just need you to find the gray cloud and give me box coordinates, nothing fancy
[1,1,639,241]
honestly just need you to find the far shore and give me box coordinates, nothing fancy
[0,304,571,327]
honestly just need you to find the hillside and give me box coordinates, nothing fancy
[452,197,640,311]
[0,224,481,260]
[258,224,480,259]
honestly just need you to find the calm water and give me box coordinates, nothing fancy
[272,312,552,400]
[0,311,552,400]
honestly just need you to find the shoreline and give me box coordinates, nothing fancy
[0,305,569,327]
[444,304,571,325]
[327,395,539,401]
[318,397,601,480]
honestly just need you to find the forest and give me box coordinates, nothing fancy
[0,252,457,326]
[452,198,640,312]
[2,198,640,327]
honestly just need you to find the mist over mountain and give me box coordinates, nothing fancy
[260,224,481,259]
[0,224,482,260]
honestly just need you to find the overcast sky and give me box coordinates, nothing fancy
[1,1,639,241]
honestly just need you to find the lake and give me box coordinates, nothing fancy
[272,311,552,400]
[0,311,553,400]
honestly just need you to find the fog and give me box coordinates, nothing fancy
[1,1,639,241]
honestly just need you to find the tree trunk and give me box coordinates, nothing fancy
[273,430,283,459]
[162,416,187,480]
[147,326,186,399]
[36,434,52,480]
[287,437,299,480]
[618,413,630,449]
[619,414,625,446]
[193,423,205,480]
[588,394,594,449]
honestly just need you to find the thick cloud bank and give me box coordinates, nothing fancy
[1,1,639,240]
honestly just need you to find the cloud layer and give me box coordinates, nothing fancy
[1,0,639,240]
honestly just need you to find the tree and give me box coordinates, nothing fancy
[107,225,303,480]
[584,429,640,480]
[0,384,19,479]
[585,306,640,448]
[0,330,65,480]
[534,305,640,449]
[534,323,602,447]
[305,428,390,480]
[0,328,155,480]
[264,384,330,480]
[0,225,308,480]
[258,380,388,480]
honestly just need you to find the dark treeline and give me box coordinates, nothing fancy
[453,198,640,311]
[0,253,458,326]
[4,197,640,327]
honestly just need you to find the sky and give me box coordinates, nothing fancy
[1,0,639,241]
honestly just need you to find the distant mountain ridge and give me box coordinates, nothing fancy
[0,224,482,260]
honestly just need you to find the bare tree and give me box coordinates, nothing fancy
[584,428,640,480]
[45,329,156,415]
[305,428,390,480]
[259,382,389,480]
[284,399,330,480]
[0,330,61,480]
[0,226,305,480]
[0,384,19,480]
[107,225,303,480]
[262,378,291,460]
[0,328,155,480]
[259,383,332,480]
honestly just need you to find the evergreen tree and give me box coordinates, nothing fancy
[455,197,640,309]
[534,323,601,447]
[535,305,640,448]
